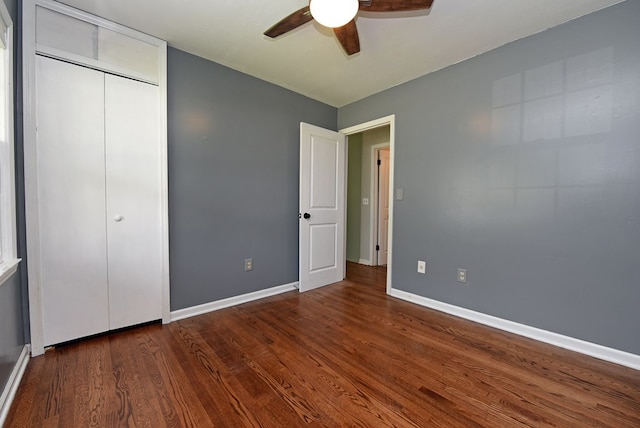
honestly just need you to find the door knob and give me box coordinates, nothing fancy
[303,213,311,219]
[114,215,124,222]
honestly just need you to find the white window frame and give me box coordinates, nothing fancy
[0,0,20,287]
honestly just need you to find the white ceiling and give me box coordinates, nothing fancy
[55,0,624,107]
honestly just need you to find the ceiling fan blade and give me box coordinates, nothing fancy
[333,20,360,56]
[264,6,314,38]
[359,0,433,12]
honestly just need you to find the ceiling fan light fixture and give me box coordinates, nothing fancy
[309,0,359,28]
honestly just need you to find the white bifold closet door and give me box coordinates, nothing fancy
[104,74,162,330]
[36,56,162,346]
[37,56,109,346]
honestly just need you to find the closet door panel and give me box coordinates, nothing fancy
[36,56,110,346]
[105,75,163,329]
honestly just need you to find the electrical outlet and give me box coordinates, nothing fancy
[245,258,253,271]
[457,268,467,284]
[417,260,426,274]
[363,197,369,205]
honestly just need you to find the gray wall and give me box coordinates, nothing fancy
[0,274,23,392]
[346,133,362,263]
[338,1,640,355]
[1,0,26,396]
[168,48,337,310]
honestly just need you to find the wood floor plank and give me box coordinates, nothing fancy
[221,307,422,427]
[107,332,150,427]
[6,354,45,427]
[70,340,106,427]
[6,263,640,427]
[168,321,271,426]
[138,327,205,427]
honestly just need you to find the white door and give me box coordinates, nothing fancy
[299,123,345,292]
[37,56,110,346]
[36,56,163,346]
[105,74,163,329]
[377,148,390,266]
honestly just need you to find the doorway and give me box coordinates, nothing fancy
[341,115,395,293]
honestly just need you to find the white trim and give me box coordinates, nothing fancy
[0,1,8,48]
[358,258,371,266]
[34,0,162,45]
[36,46,158,85]
[340,116,395,135]
[389,287,640,371]
[23,0,44,356]
[0,345,31,426]
[23,0,170,356]
[343,140,349,278]
[170,282,299,322]
[0,259,20,287]
[340,115,396,293]
[158,43,170,324]
[0,0,18,277]
[34,0,165,85]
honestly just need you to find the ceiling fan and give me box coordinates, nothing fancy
[264,0,434,56]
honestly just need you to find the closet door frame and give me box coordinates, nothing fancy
[23,0,170,356]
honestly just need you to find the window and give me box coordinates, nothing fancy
[0,1,19,286]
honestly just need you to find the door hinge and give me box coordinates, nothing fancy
[376,245,380,251]
[377,159,381,166]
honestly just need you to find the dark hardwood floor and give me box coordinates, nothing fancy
[6,263,640,427]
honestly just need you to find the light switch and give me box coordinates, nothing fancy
[417,260,426,274]
[396,189,404,200]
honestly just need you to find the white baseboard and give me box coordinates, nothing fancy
[170,282,298,322]
[0,344,30,426]
[358,259,371,266]
[389,288,640,371]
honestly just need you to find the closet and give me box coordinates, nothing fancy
[36,56,163,346]
[25,0,169,353]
